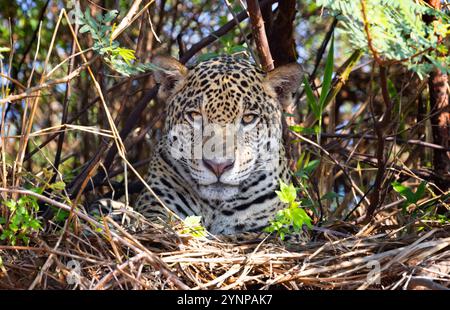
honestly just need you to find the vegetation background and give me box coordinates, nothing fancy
[0,0,448,289]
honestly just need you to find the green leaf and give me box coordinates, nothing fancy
[316,0,450,77]
[84,7,95,26]
[197,52,220,62]
[9,222,18,233]
[5,200,16,210]
[302,159,320,176]
[29,219,42,231]
[276,181,297,204]
[387,79,398,102]
[227,45,247,54]
[392,181,415,203]
[263,225,274,233]
[303,77,320,119]
[289,125,317,135]
[54,209,70,222]
[181,216,207,238]
[266,178,313,241]
[413,182,426,202]
[319,34,334,108]
[299,197,314,208]
[79,24,91,34]
[0,231,9,240]
[21,235,30,245]
[103,10,118,23]
[30,187,44,195]
[49,181,66,191]
[292,207,313,229]
[314,125,321,135]
[16,204,26,215]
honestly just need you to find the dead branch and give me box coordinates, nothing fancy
[246,0,274,71]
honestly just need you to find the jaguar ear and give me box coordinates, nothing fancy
[263,63,302,100]
[152,55,188,100]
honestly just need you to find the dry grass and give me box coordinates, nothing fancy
[1,208,449,290]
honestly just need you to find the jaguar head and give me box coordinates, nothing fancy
[153,55,301,201]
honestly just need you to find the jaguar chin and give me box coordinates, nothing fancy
[198,183,240,201]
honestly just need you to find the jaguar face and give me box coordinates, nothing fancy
[153,55,301,201]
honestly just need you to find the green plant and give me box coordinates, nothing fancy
[75,8,157,76]
[317,0,450,78]
[264,181,313,240]
[392,181,427,213]
[0,175,69,245]
[295,157,320,180]
[301,34,334,142]
[0,195,42,245]
[180,216,207,238]
[52,207,70,223]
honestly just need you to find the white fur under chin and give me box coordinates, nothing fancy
[198,183,239,201]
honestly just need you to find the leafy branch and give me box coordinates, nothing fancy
[75,8,157,76]
[317,0,450,78]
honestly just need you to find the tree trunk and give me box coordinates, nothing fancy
[265,0,298,67]
[261,0,299,171]
[424,0,450,190]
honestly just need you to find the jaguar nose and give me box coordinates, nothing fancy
[203,158,234,177]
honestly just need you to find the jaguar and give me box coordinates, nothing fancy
[98,55,302,235]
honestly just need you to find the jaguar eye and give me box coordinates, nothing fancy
[186,110,201,122]
[241,113,258,125]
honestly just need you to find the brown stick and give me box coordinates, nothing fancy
[424,0,450,191]
[360,0,383,65]
[246,0,274,71]
[364,65,393,222]
[429,71,450,188]
[247,0,299,170]
[51,21,78,183]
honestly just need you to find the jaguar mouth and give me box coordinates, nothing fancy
[202,182,239,192]
[197,178,240,187]
[197,183,239,201]
[210,181,234,186]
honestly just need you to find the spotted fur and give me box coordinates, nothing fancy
[100,55,302,235]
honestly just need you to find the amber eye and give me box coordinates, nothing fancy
[241,113,258,125]
[186,110,202,122]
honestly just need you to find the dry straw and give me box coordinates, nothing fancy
[0,206,448,290]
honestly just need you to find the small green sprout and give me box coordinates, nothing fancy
[264,181,313,240]
[392,181,427,213]
[181,216,207,238]
[0,196,42,246]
